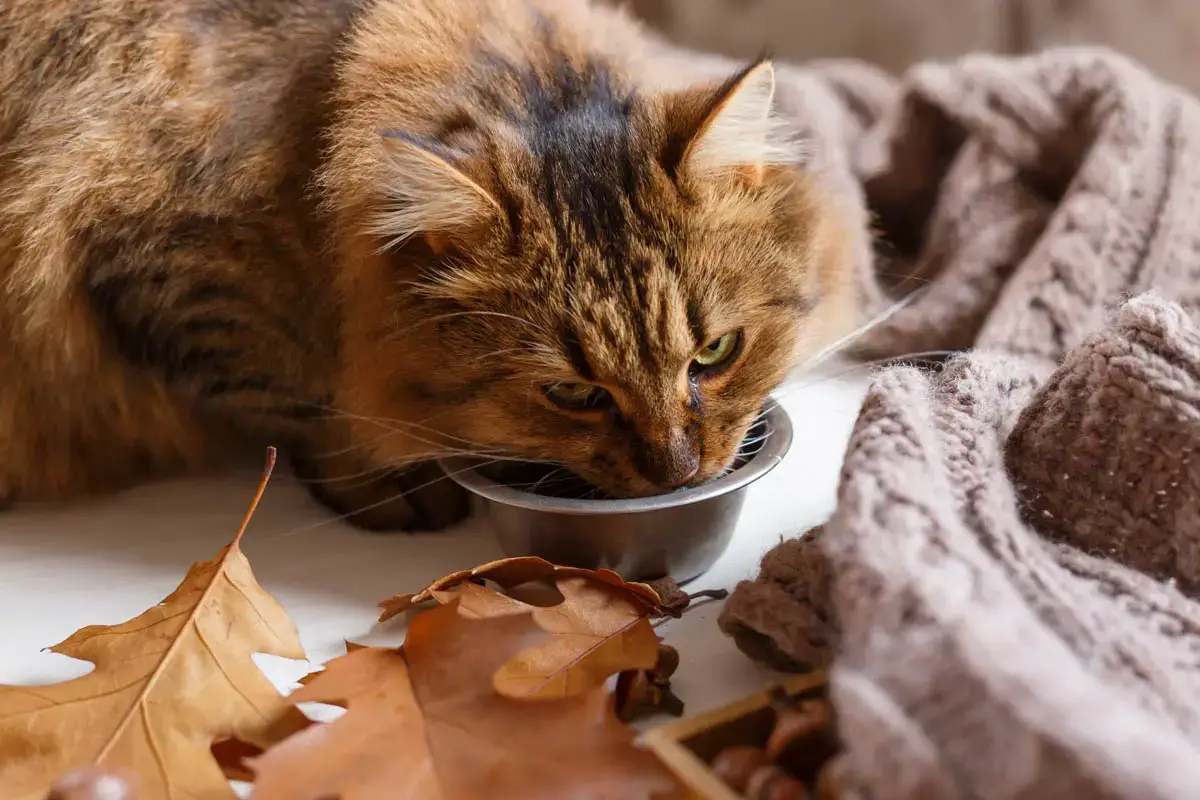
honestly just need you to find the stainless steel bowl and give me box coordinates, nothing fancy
[439,404,793,584]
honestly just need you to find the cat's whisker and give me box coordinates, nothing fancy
[789,288,930,378]
[740,424,774,441]
[296,430,405,461]
[267,457,511,540]
[288,399,505,453]
[369,424,500,454]
[482,341,560,364]
[321,465,409,493]
[526,467,569,494]
[466,347,529,365]
[874,269,933,285]
[290,448,512,487]
[499,468,589,495]
[381,310,545,344]
[329,423,508,460]
[776,348,960,397]
[736,431,773,449]
[735,430,774,460]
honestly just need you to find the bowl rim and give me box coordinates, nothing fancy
[437,402,793,516]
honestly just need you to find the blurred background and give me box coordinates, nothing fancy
[626,0,1200,93]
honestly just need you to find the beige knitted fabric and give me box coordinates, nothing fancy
[708,47,1200,799]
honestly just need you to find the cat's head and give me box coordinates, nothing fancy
[330,58,861,498]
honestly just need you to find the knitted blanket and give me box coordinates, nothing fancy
[706,48,1200,799]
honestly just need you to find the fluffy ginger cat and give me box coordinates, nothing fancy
[0,0,860,530]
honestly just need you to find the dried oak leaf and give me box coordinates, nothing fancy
[249,600,682,800]
[431,579,661,699]
[0,450,308,800]
[377,556,664,621]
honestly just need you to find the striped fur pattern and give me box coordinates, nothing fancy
[0,0,860,529]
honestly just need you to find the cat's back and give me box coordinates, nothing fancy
[0,0,359,227]
[0,0,361,499]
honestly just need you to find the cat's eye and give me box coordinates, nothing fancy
[544,381,612,410]
[692,331,742,371]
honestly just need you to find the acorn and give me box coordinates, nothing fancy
[653,643,680,682]
[745,764,810,800]
[766,697,831,760]
[710,745,772,793]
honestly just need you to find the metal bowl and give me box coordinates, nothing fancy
[439,404,793,584]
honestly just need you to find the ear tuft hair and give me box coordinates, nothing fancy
[368,133,501,251]
[681,60,803,183]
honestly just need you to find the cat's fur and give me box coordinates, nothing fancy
[0,0,861,529]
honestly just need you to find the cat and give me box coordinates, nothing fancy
[0,0,862,531]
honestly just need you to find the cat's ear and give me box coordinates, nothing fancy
[371,132,502,251]
[676,59,799,185]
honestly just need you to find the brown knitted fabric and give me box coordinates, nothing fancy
[712,47,1200,799]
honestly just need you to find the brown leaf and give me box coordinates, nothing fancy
[249,601,683,800]
[0,449,309,800]
[294,640,369,690]
[435,580,661,699]
[209,738,263,784]
[377,556,664,621]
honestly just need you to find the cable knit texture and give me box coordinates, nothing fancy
[708,46,1200,799]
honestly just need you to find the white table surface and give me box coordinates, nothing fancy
[0,371,867,787]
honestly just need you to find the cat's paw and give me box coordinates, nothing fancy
[391,460,474,531]
[290,455,471,532]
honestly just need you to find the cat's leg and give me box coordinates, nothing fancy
[81,214,469,531]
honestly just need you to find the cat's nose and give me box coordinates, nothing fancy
[660,458,700,489]
[633,437,700,490]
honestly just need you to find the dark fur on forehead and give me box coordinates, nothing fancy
[454,43,659,276]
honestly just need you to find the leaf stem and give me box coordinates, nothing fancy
[233,446,278,548]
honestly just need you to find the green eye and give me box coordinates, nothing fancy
[692,331,742,370]
[544,381,611,410]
